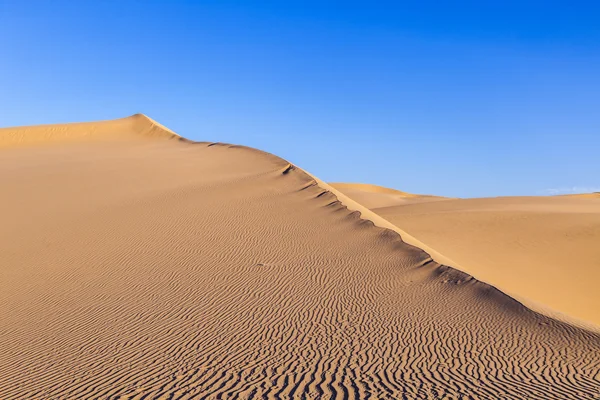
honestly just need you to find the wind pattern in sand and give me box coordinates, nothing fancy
[1,116,599,399]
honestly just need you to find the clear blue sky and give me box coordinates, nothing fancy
[2,1,599,197]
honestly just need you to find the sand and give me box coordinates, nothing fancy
[334,183,600,329]
[1,115,599,399]
[329,183,447,209]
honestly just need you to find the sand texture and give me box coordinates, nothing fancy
[334,186,600,329]
[329,183,447,209]
[1,116,600,399]
[0,114,181,149]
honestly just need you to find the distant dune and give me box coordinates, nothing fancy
[1,116,599,399]
[334,184,600,328]
[563,192,600,199]
[330,183,447,209]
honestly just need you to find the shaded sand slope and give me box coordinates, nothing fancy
[330,183,447,209]
[1,118,600,399]
[342,190,600,328]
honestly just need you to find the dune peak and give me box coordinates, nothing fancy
[0,114,181,149]
[1,116,599,399]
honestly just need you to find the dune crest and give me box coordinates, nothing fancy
[0,113,181,148]
[334,183,600,330]
[1,116,599,399]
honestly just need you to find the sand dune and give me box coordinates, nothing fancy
[0,114,181,148]
[1,116,600,399]
[330,183,446,209]
[563,192,600,199]
[334,184,600,329]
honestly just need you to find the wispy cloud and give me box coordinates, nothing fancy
[541,186,600,195]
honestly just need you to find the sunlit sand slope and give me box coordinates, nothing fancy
[369,196,600,329]
[1,117,599,399]
[0,114,180,148]
[564,192,600,199]
[330,183,447,209]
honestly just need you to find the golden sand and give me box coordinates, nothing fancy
[1,116,599,399]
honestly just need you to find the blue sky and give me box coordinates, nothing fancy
[1,1,599,197]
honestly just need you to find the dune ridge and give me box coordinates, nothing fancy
[333,184,600,330]
[0,113,181,148]
[1,116,600,399]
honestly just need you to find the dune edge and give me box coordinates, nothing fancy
[4,114,598,333]
[183,142,600,333]
[0,114,182,148]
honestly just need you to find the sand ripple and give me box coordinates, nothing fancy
[0,119,599,399]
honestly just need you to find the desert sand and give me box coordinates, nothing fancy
[1,115,599,399]
[329,183,447,209]
[334,184,600,329]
